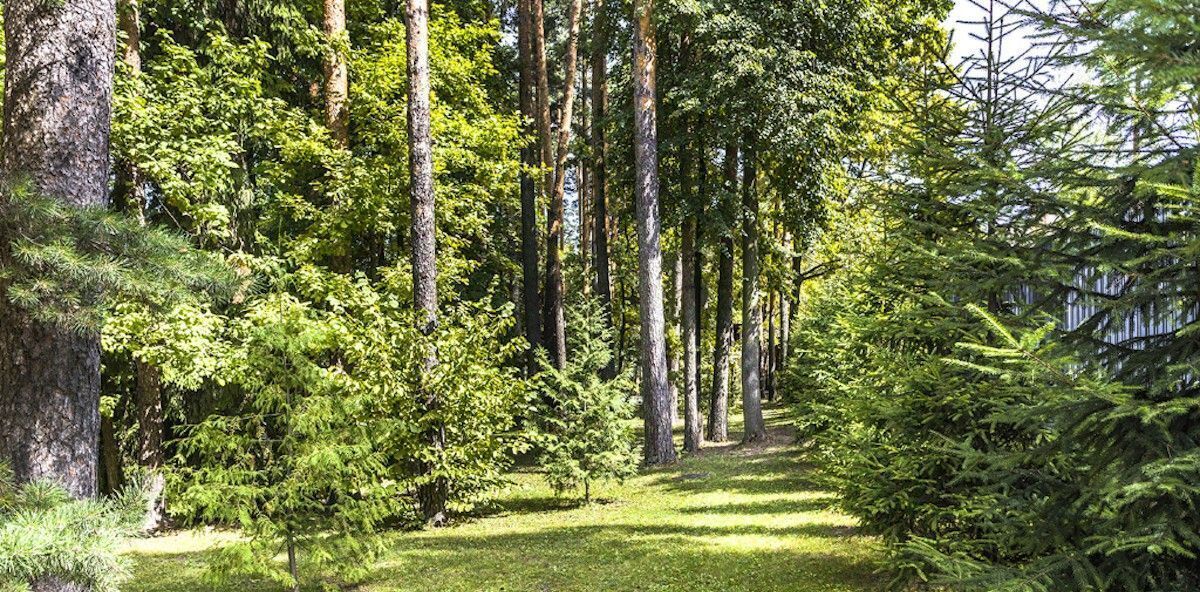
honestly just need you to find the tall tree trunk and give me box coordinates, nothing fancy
[517,0,542,374]
[579,61,591,293]
[692,144,706,400]
[135,360,166,531]
[406,0,446,525]
[590,0,614,377]
[682,216,701,453]
[115,0,145,222]
[531,0,552,204]
[668,248,681,423]
[322,0,349,148]
[0,0,114,516]
[632,0,675,465]
[543,0,584,369]
[739,137,767,442]
[707,143,736,443]
[766,289,776,401]
[99,405,123,495]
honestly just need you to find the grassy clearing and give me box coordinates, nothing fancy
[123,406,883,591]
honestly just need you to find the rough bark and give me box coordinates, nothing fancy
[668,248,682,424]
[134,360,166,531]
[115,0,145,221]
[632,0,675,465]
[543,0,585,369]
[99,410,123,495]
[517,0,542,373]
[590,0,615,378]
[323,0,349,147]
[0,0,114,511]
[531,0,552,200]
[707,143,737,443]
[767,288,776,401]
[682,215,701,453]
[739,138,767,443]
[406,0,446,525]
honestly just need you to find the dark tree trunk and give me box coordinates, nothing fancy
[134,360,166,531]
[668,248,681,424]
[682,216,701,453]
[632,0,675,465]
[590,0,615,378]
[739,138,767,442]
[99,406,123,495]
[707,143,736,443]
[766,289,776,401]
[323,0,349,148]
[115,0,146,222]
[0,0,114,508]
[531,0,552,206]
[406,0,446,525]
[543,0,584,369]
[517,0,542,374]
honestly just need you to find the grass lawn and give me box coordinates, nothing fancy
[123,406,884,591]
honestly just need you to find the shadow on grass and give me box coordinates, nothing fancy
[356,520,882,592]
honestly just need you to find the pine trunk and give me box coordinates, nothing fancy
[707,143,737,443]
[590,0,615,378]
[0,0,114,509]
[544,0,584,369]
[739,138,767,442]
[115,0,146,221]
[135,360,166,531]
[682,215,701,453]
[517,0,542,374]
[632,0,675,465]
[531,0,552,206]
[323,0,349,147]
[668,248,682,424]
[406,0,447,525]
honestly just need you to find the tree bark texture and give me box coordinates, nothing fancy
[517,0,543,373]
[682,215,701,453]
[323,0,349,147]
[0,0,115,508]
[543,0,584,369]
[406,0,447,525]
[632,0,675,465]
[668,248,681,423]
[739,139,767,443]
[531,0,552,202]
[135,360,166,531]
[707,143,737,443]
[590,0,615,378]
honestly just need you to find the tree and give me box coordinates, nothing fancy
[707,143,737,442]
[544,0,586,369]
[517,0,543,374]
[323,0,349,148]
[631,0,676,465]
[0,0,115,510]
[590,0,615,378]
[739,138,766,442]
[405,0,445,525]
[531,300,638,502]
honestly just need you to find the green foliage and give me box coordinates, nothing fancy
[0,465,147,592]
[172,268,525,587]
[0,184,236,333]
[530,300,639,501]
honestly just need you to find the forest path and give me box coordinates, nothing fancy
[125,405,883,591]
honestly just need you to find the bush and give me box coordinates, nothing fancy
[0,465,146,592]
[531,300,639,502]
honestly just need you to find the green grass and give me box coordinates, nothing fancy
[123,406,884,591]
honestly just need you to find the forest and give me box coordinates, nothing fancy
[0,0,1197,589]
